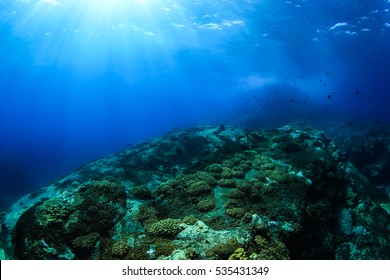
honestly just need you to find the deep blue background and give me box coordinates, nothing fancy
[1,0,389,209]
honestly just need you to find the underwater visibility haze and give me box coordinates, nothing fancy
[0,0,390,260]
[1,0,390,207]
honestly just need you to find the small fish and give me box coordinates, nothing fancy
[327,94,332,99]
[291,99,295,102]
[326,72,329,76]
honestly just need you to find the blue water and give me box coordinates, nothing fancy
[1,0,389,209]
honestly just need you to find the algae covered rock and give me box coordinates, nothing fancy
[0,124,389,260]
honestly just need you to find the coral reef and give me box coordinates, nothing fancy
[145,218,182,238]
[197,198,216,212]
[0,124,388,259]
[111,241,130,257]
[11,179,126,259]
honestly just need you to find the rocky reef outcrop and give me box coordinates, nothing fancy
[0,124,389,259]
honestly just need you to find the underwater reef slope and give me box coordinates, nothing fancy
[0,125,389,260]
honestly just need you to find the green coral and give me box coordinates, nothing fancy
[218,178,236,188]
[35,198,71,227]
[158,171,217,199]
[187,181,212,196]
[254,170,268,182]
[226,208,245,219]
[72,232,101,259]
[225,199,240,209]
[252,235,290,260]
[260,162,276,171]
[252,155,268,170]
[181,216,198,225]
[228,235,290,260]
[197,198,216,212]
[27,239,59,259]
[193,171,218,186]
[88,179,126,203]
[145,218,182,238]
[131,185,152,199]
[205,164,223,179]
[172,172,217,188]
[226,189,245,199]
[136,204,159,226]
[73,233,100,250]
[205,239,240,259]
[153,183,174,198]
[221,153,248,169]
[154,238,176,258]
[228,248,248,260]
[221,167,245,179]
[111,241,130,257]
